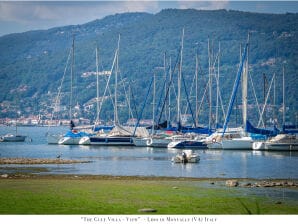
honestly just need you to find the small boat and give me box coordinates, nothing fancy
[171,150,200,163]
[0,133,26,142]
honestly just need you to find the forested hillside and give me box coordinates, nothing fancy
[0,9,297,127]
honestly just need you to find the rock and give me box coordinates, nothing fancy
[138,208,157,213]
[1,174,8,178]
[243,182,252,187]
[226,180,239,187]
[172,186,179,189]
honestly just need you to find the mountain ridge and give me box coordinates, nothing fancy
[0,9,297,126]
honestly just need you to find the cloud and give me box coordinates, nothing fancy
[0,1,159,35]
[0,1,159,28]
[177,0,229,10]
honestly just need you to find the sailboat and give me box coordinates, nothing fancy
[47,39,73,144]
[57,37,92,145]
[0,122,26,142]
[146,63,173,148]
[90,35,148,146]
[79,45,114,145]
[211,35,253,150]
[253,65,298,151]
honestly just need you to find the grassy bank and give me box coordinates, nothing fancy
[0,175,297,214]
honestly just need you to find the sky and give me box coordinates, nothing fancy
[0,1,298,36]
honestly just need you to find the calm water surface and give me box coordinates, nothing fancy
[0,126,298,179]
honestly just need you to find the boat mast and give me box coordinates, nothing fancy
[177,28,184,127]
[168,56,172,129]
[152,70,156,135]
[282,64,285,126]
[242,33,249,132]
[114,34,120,125]
[163,52,167,124]
[215,42,220,127]
[95,45,100,124]
[70,35,75,121]
[208,37,212,130]
[195,47,199,127]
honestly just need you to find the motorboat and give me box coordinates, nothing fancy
[171,150,200,163]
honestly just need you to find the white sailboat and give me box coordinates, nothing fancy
[216,34,253,150]
[90,35,149,146]
[0,120,26,142]
[253,65,298,151]
[253,134,298,151]
[47,39,72,144]
[0,123,26,142]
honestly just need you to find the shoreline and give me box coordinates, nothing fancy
[0,157,90,164]
[1,172,297,187]
[0,157,297,188]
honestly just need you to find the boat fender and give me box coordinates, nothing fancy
[147,138,152,146]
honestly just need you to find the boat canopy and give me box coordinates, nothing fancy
[63,130,90,137]
[245,120,279,137]
[110,125,149,137]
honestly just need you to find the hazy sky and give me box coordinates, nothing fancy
[0,1,297,36]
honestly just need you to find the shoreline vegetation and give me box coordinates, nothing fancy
[0,157,297,214]
[0,174,297,214]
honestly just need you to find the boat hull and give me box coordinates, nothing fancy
[132,137,148,147]
[79,136,91,145]
[265,143,298,151]
[221,138,253,149]
[146,137,172,148]
[47,134,63,144]
[207,142,222,149]
[252,142,266,150]
[168,140,207,149]
[90,136,134,146]
[0,135,26,142]
[58,137,82,145]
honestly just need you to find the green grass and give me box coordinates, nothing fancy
[0,178,297,214]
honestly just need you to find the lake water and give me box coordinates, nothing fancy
[0,126,298,179]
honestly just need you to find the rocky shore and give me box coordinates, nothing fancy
[0,157,90,165]
[225,179,298,188]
